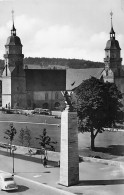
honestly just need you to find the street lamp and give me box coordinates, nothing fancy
[11,145,17,175]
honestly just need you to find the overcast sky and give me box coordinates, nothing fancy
[0,0,124,62]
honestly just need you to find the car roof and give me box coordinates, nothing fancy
[0,172,13,179]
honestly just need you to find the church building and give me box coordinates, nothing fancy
[1,12,124,110]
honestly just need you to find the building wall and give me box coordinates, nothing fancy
[26,90,65,110]
[25,69,66,110]
[115,77,124,105]
[11,66,27,109]
[2,76,11,108]
[25,69,66,91]
[2,65,11,108]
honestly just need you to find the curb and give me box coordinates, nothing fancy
[15,175,74,195]
[1,145,124,168]
[0,169,74,195]
[81,156,124,167]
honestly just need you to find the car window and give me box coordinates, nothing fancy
[4,177,14,181]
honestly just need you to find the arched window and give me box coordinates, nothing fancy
[43,103,49,109]
[54,102,60,109]
[45,92,48,100]
[55,92,58,100]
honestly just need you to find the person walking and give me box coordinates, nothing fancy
[43,156,47,167]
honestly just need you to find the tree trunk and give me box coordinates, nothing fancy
[10,141,12,156]
[91,129,95,150]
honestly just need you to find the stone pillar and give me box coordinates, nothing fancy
[59,109,79,186]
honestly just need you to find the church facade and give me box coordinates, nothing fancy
[1,14,124,110]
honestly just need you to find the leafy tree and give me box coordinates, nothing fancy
[24,126,32,148]
[4,123,17,155]
[35,128,57,156]
[18,128,25,146]
[75,77,122,150]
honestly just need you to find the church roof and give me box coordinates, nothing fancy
[105,12,121,50]
[6,13,22,46]
[66,68,103,90]
[105,39,121,50]
[5,35,22,46]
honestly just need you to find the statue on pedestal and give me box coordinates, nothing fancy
[62,91,74,112]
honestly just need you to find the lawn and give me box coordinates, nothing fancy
[0,112,124,160]
[78,131,124,160]
[0,112,61,151]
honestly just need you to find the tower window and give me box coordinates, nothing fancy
[6,65,7,76]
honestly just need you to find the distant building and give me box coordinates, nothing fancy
[1,13,124,110]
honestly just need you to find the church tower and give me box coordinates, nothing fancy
[2,11,26,109]
[102,12,124,104]
[104,12,122,75]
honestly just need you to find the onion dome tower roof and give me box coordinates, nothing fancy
[105,11,121,50]
[105,39,121,50]
[5,10,22,46]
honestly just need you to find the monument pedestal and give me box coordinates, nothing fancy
[59,110,79,186]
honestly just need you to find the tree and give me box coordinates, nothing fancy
[74,77,123,150]
[24,126,32,148]
[35,128,57,157]
[4,123,17,155]
[18,128,25,146]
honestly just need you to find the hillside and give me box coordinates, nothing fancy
[24,57,104,69]
[0,57,104,70]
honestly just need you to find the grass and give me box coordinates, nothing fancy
[78,131,124,160]
[0,112,124,161]
[0,112,61,151]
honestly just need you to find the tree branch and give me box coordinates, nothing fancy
[94,128,100,138]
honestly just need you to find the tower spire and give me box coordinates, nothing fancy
[110,11,113,28]
[110,11,115,40]
[11,10,16,36]
[12,10,14,24]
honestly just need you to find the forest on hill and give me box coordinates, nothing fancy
[0,57,104,70]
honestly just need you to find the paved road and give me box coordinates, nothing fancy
[0,155,72,195]
[0,153,124,195]
[0,176,70,195]
[0,120,60,127]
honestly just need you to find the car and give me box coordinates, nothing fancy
[0,173,18,191]
[41,109,51,115]
[32,108,42,114]
[32,108,51,115]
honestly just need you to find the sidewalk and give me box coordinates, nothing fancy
[0,146,124,195]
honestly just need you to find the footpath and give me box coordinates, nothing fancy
[0,145,124,195]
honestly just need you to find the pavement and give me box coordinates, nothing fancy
[0,145,124,195]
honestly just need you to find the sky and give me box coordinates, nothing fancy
[0,0,124,62]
